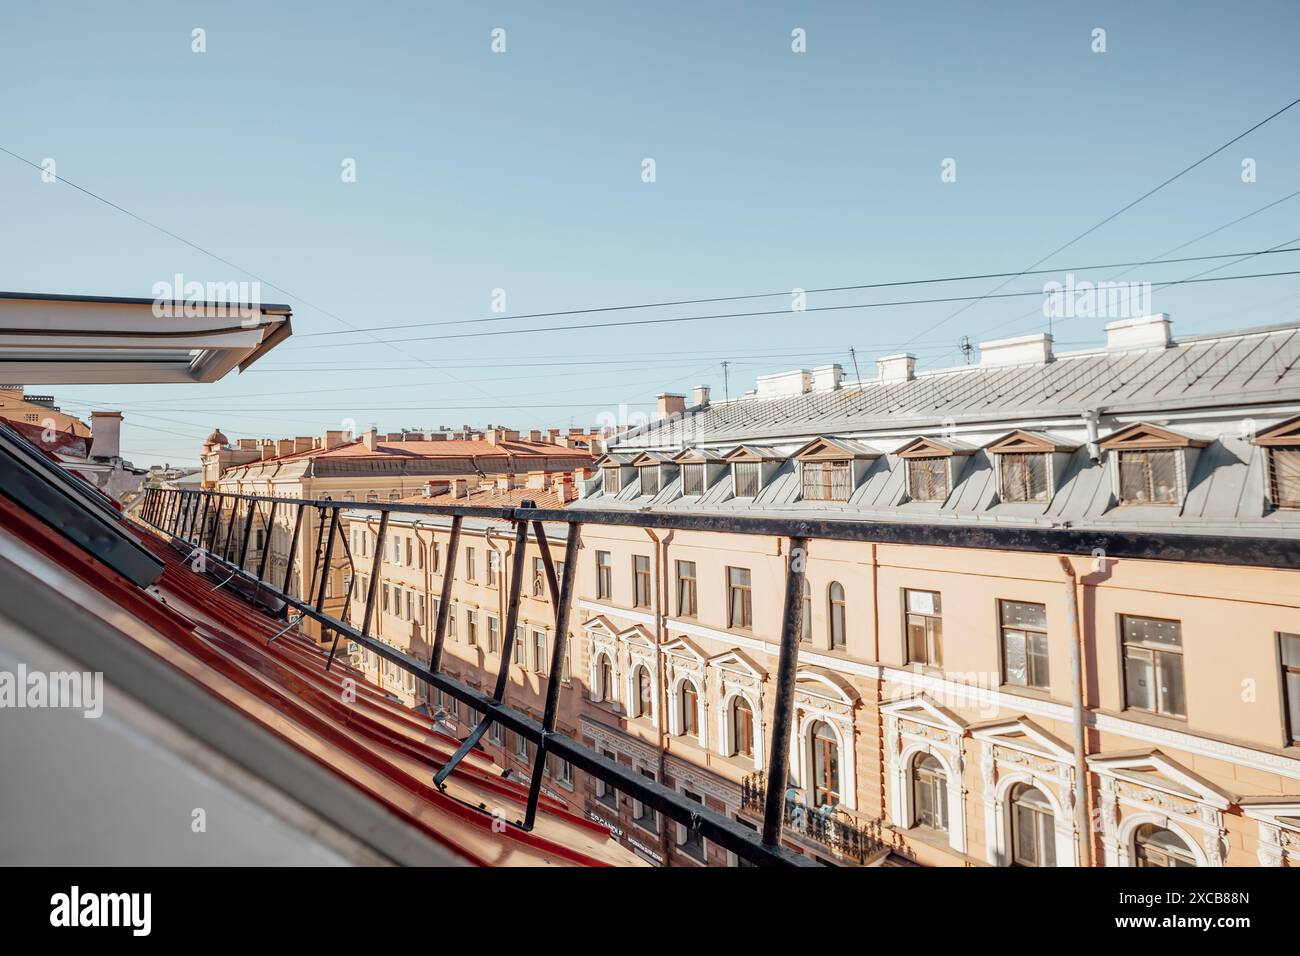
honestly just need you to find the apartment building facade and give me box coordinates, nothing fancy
[563,315,1300,867]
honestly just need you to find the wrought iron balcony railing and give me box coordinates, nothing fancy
[740,773,890,865]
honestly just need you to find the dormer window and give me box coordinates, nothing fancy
[602,466,621,494]
[733,462,761,498]
[907,457,949,501]
[1252,415,1300,509]
[802,459,851,501]
[1117,449,1178,504]
[640,466,660,496]
[681,463,705,496]
[999,453,1049,502]
[1099,423,1206,507]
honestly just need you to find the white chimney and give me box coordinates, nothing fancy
[89,411,122,460]
[553,473,575,503]
[876,353,916,383]
[691,385,711,407]
[362,427,378,452]
[451,478,468,498]
[1105,313,1172,351]
[755,369,812,399]
[812,364,843,392]
[979,333,1054,367]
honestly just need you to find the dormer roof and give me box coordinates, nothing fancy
[984,429,1079,454]
[1098,421,1209,451]
[895,435,977,459]
[790,436,882,461]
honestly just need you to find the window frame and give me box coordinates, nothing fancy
[1120,614,1186,719]
[727,566,753,630]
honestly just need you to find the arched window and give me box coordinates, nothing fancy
[912,753,948,831]
[679,680,699,736]
[1010,783,1055,867]
[828,582,846,648]
[731,697,754,758]
[596,655,614,703]
[801,579,812,643]
[1133,824,1196,868]
[633,665,652,718]
[810,720,840,808]
[365,491,379,503]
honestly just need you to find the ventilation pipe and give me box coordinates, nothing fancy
[1082,409,1102,463]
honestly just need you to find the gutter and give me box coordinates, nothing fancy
[1057,555,1093,866]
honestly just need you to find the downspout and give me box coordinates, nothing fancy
[644,527,673,863]
[871,542,887,824]
[1082,408,1102,464]
[1058,555,1093,866]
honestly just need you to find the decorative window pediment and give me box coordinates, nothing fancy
[670,447,723,463]
[707,649,766,682]
[1087,750,1231,809]
[662,636,707,664]
[881,694,968,734]
[971,716,1073,761]
[1099,422,1208,451]
[896,436,976,459]
[721,444,784,463]
[791,436,881,461]
[629,451,672,467]
[984,430,1078,454]
[1252,415,1300,447]
[618,624,657,654]
[794,667,859,707]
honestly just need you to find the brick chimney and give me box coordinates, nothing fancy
[276,438,295,457]
[261,442,276,461]
[323,429,346,449]
[552,472,575,504]
[88,411,122,460]
[546,428,561,443]
[293,436,314,454]
[450,478,469,498]
[656,393,686,420]
[528,429,542,442]
[362,428,378,452]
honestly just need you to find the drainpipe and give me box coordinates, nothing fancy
[1058,555,1093,866]
[1082,408,1102,464]
[645,527,673,862]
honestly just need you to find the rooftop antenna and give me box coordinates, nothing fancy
[959,335,975,365]
[848,346,862,383]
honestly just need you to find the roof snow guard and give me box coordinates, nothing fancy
[0,291,292,384]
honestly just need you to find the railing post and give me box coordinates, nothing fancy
[428,515,461,671]
[237,497,257,570]
[282,501,306,598]
[329,509,387,671]
[762,535,808,849]
[255,500,277,582]
[305,506,327,603]
[207,494,224,553]
[314,506,339,615]
[433,507,529,789]
[522,520,580,830]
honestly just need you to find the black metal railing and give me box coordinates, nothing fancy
[137,483,1294,867]
[741,773,890,865]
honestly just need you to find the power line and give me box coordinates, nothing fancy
[898,94,1300,347]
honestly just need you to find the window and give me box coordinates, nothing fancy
[727,567,753,629]
[1010,784,1056,867]
[392,537,400,563]
[595,749,618,807]
[801,579,812,642]
[1133,824,1195,868]
[388,490,402,502]
[682,463,705,496]
[596,551,612,600]
[404,589,413,621]
[596,654,615,703]
[532,630,547,674]
[1001,600,1049,689]
[1122,615,1185,718]
[417,541,424,570]
[1283,633,1300,745]
[828,582,846,648]
[465,609,478,646]
[553,756,573,786]
[678,789,705,861]
[640,466,660,496]
[602,467,622,495]
[405,536,413,566]
[487,615,500,653]
[418,594,426,626]
[365,491,379,503]
[513,625,525,665]
[675,560,697,617]
[448,605,458,641]
[1266,448,1300,508]
[633,555,652,608]
[810,721,840,808]
[1000,452,1050,502]
[733,461,761,498]
[531,556,544,597]
[382,584,390,613]
[912,753,948,831]
[487,551,499,587]
[488,720,503,746]
[731,697,754,758]
[514,730,529,760]
[1118,449,1179,504]
[633,767,659,834]
[802,459,852,501]
[678,680,699,737]
[632,665,652,719]
[907,457,949,501]
[430,542,440,572]
[465,547,476,581]
[905,589,943,666]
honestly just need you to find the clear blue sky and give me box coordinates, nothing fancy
[2,1,1298,467]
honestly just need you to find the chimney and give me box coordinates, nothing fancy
[238,438,258,451]
[323,430,346,449]
[487,428,520,446]
[88,411,122,460]
[276,438,295,457]
[422,480,449,498]
[293,436,313,454]
[362,428,378,452]
[547,428,561,443]
[812,364,843,392]
[528,429,542,442]
[450,478,469,498]
[656,393,687,420]
[1105,313,1172,351]
[979,333,1054,367]
[525,470,550,489]
[876,353,916,383]
[691,385,711,408]
[552,473,575,504]
[496,474,520,492]
[755,370,812,399]
[261,443,276,461]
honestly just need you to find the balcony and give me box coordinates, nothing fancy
[741,773,892,866]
